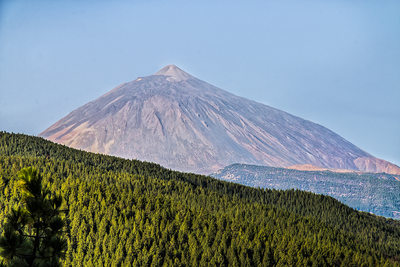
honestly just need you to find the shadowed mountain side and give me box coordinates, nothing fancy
[40,65,400,175]
[212,163,400,219]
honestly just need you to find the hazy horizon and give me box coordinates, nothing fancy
[1,0,399,166]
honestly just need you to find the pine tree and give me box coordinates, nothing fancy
[0,167,66,266]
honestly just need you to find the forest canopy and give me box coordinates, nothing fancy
[0,132,399,266]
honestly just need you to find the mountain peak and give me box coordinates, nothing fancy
[39,66,400,175]
[154,64,193,81]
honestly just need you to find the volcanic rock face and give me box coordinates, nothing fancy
[40,65,400,174]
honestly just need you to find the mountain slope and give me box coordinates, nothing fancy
[40,65,400,175]
[212,163,400,219]
[1,132,400,265]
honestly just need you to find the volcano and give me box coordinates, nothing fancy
[40,65,400,175]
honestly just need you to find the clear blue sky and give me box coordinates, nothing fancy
[0,0,399,166]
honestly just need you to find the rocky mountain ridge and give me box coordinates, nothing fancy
[212,163,400,219]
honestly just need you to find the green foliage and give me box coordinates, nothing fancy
[0,131,399,266]
[0,166,66,266]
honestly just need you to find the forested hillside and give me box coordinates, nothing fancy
[0,132,399,266]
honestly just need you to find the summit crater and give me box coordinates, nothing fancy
[155,64,193,81]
